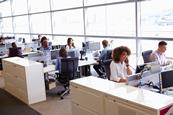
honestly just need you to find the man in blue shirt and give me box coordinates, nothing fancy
[93,40,111,77]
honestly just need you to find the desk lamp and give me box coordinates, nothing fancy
[137,63,161,87]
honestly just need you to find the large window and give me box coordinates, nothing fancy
[13,16,29,33]
[52,9,84,35]
[139,0,173,38]
[1,0,173,67]
[0,0,11,17]
[1,18,13,33]
[30,13,52,34]
[28,0,50,13]
[85,3,135,36]
[51,0,82,10]
[84,0,129,6]
[11,0,28,15]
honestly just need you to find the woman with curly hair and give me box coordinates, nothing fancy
[110,46,132,83]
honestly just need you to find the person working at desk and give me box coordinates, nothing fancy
[39,36,51,66]
[66,37,75,50]
[93,40,111,77]
[150,41,172,66]
[8,42,23,57]
[110,46,132,83]
[56,47,68,71]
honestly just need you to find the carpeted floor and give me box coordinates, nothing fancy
[0,88,41,115]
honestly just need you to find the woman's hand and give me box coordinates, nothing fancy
[124,58,129,66]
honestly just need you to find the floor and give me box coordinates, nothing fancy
[0,75,72,115]
[0,67,98,115]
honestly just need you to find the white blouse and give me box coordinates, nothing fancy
[110,61,128,82]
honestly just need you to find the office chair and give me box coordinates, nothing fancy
[55,57,79,99]
[100,50,112,79]
[101,59,112,80]
[142,50,153,63]
[8,47,23,58]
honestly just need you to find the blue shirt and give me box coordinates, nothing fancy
[99,46,111,61]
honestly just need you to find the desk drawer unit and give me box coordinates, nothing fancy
[71,84,104,115]
[2,57,46,105]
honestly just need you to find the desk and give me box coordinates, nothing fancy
[2,57,46,105]
[22,51,38,57]
[78,59,97,67]
[78,59,97,76]
[71,76,173,115]
[43,64,55,73]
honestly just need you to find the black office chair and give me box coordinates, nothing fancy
[100,50,112,79]
[142,50,153,63]
[101,59,112,80]
[8,47,23,58]
[55,57,79,99]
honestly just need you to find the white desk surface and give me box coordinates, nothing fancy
[78,59,97,67]
[43,64,55,73]
[3,57,41,66]
[22,51,38,56]
[71,76,173,110]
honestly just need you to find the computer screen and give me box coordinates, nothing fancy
[0,44,6,55]
[160,69,173,91]
[51,49,59,60]
[68,49,79,58]
[88,42,100,52]
[5,43,12,49]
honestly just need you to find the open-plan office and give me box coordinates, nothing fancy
[1,0,173,115]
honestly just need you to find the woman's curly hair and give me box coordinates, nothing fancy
[112,46,131,63]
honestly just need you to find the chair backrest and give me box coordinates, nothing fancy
[106,50,112,60]
[102,59,112,80]
[8,47,23,58]
[142,50,153,63]
[60,57,79,81]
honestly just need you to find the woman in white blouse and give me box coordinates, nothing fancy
[110,46,132,83]
[66,38,75,50]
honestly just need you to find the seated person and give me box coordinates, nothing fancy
[39,36,51,65]
[56,47,69,71]
[93,40,111,77]
[150,41,172,66]
[8,42,23,58]
[110,46,132,83]
[66,37,75,50]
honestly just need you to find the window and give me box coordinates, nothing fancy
[1,18,13,33]
[30,13,52,34]
[11,0,28,15]
[52,9,84,35]
[0,0,11,17]
[13,16,29,33]
[85,3,135,36]
[51,0,82,10]
[84,0,130,6]
[28,0,50,13]
[139,0,173,38]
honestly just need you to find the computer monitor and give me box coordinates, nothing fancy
[5,43,12,49]
[68,49,79,58]
[88,42,100,52]
[52,45,60,50]
[159,69,173,92]
[0,44,6,56]
[82,42,89,51]
[51,49,59,60]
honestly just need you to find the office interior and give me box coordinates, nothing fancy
[1,0,173,115]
